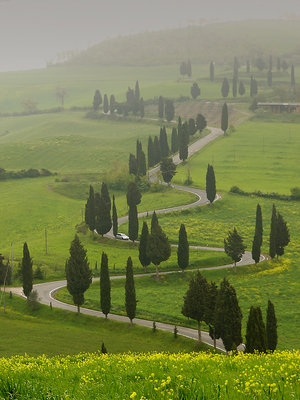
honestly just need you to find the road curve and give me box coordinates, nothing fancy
[10,126,257,352]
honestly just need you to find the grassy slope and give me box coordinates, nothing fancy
[0,294,200,357]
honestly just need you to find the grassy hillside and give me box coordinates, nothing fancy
[66,20,300,66]
[0,351,298,399]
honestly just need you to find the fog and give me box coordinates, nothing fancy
[0,0,299,72]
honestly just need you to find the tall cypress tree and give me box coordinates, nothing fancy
[267,70,272,87]
[224,227,246,270]
[246,60,250,73]
[232,77,238,98]
[266,300,277,351]
[207,281,220,350]
[160,157,176,184]
[159,126,169,158]
[126,181,142,208]
[206,164,216,204]
[112,194,118,237]
[147,211,171,278]
[100,252,111,318]
[215,278,243,352]
[95,193,112,236]
[138,150,147,176]
[22,242,33,298]
[135,80,140,101]
[158,96,164,119]
[148,136,154,168]
[276,212,290,257]
[129,153,137,175]
[85,185,95,231]
[291,65,295,88]
[153,135,161,164]
[245,306,267,353]
[65,235,92,315]
[103,94,109,114]
[171,127,178,153]
[109,94,115,114]
[221,102,228,135]
[188,118,196,135]
[140,97,144,118]
[221,78,230,98]
[125,256,137,325]
[179,124,188,162]
[238,81,245,96]
[139,221,151,272]
[165,99,175,122]
[269,204,277,259]
[252,204,263,264]
[101,182,111,211]
[128,205,138,242]
[93,90,102,111]
[177,224,189,272]
[209,61,214,82]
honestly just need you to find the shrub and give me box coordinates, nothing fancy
[27,290,40,311]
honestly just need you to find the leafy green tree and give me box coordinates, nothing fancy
[22,242,33,298]
[224,227,246,270]
[103,94,109,114]
[210,61,214,82]
[269,204,277,259]
[129,153,138,175]
[93,90,102,111]
[139,221,151,272]
[196,113,207,133]
[267,70,272,87]
[182,271,209,342]
[238,81,245,96]
[148,136,155,168]
[221,102,228,135]
[158,96,164,119]
[159,126,169,158]
[206,164,216,204]
[65,235,92,315]
[245,306,267,353]
[165,99,175,122]
[100,252,111,318]
[160,157,176,184]
[276,212,290,257]
[147,211,171,277]
[112,195,118,237]
[190,82,200,99]
[215,278,243,352]
[291,65,295,88]
[221,78,230,98]
[171,127,178,153]
[85,185,95,231]
[95,193,112,236]
[125,256,137,324]
[177,224,189,272]
[266,300,277,351]
[140,98,144,117]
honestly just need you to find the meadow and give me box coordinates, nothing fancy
[0,351,298,399]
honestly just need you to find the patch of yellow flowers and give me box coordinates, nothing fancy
[0,351,299,399]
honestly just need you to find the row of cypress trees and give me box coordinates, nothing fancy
[129,140,147,176]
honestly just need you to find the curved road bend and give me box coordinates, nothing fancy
[10,127,256,351]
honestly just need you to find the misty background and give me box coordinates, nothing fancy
[0,0,300,72]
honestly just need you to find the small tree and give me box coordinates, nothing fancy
[245,306,267,353]
[182,272,209,342]
[177,224,189,272]
[224,227,246,270]
[125,257,137,325]
[100,252,111,318]
[221,103,228,135]
[206,164,216,204]
[196,113,207,133]
[55,87,67,106]
[267,70,272,87]
[188,118,197,135]
[101,342,108,354]
[160,157,176,184]
[221,78,230,98]
[22,242,33,298]
[112,195,118,237]
[190,82,200,99]
[165,99,175,122]
[93,90,102,111]
[65,235,92,315]
[139,221,151,272]
[266,300,277,351]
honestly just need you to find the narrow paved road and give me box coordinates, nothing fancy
[9,126,256,352]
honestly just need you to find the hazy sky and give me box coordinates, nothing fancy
[0,0,299,71]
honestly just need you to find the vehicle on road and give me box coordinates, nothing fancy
[116,233,129,240]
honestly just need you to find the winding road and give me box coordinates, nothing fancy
[10,126,259,351]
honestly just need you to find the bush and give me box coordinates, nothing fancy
[27,290,40,311]
[291,187,300,200]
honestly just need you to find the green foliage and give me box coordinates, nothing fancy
[22,242,33,298]
[159,126,169,158]
[0,255,11,285]
[101,182,111,211]
[224,227,246,267]
[160,157,176,184]
[266,300,278,351]
[27,289,40,311]
[65,235,92,313]
[177,224,189,272]
[206,164,216,204]
[95,193,112,236]
[85,185,95,231]
[126,181,142,207]
[238,81,245,96]
[179,123,188,162]
[125,257,137,324]
[100,252,111,318]
[252,204,263,264]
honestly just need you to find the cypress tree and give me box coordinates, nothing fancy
[93,89,102,111]
[188,118,196,135]
[95,193,112,236]
[65,235,92,315]
[187,59,192,77]
[147,211,171,278]
[159,126,169,158]
[101,182,111,211]
[267,70,272,87]
[233,56,239,77]
[221,102,228,135]
[206,164,216,204]
[135,80,140,101]
[103,94,109,114]
[177,224,189,272]
[252,204,263,264]
[224,227,246,270]
[250,76,258,97]
[153,135,161,164]
[215,278,243,352]
[252,234,261,265]
[160,157,176,184]
[112,195,118,237]
[165,99,175,122]
[85,185,95,231]
[276,57,281,71]
[128,205,138,242]
[126,181,142,208]
[245,306,267,353]
[22,242,33,298]
[125,256,137,325]
[148,136,155,168]
[269,204,277,259]
[207,281,220,350]
[238,80,245,96]
[291,65,295,88]
[179,124,188,162]
[138,150,147,176]
[129,153,137,175]
[246,60,250,73]
[109,94,115,114]
[221,78,230,98]
[190,82,201,99]
[101,342,108,354]
[266,300,277,351]
[282,60,288,72]
[139,221,151,272]
[276,212,290,257]
[158,96,164,119]
[269,55,273,71]
[171,127,178,153]
[209,61,214,82]
[196,113,207,133]
[100,252,111,318]
[232,77,238,97]
[140,97,144,117]
[182,271,209,342]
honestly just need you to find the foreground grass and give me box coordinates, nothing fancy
[0,351,298,399]
[0,294,200,357]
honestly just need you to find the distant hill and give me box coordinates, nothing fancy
[65,19,300,67]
